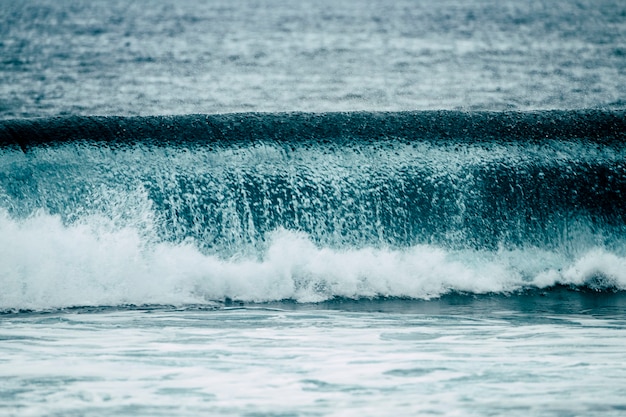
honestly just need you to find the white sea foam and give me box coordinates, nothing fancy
[1,211,625,311]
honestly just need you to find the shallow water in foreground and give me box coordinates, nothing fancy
[2,294,626,417]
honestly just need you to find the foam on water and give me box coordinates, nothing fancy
[2,209,626,312]
[2,301,626,417]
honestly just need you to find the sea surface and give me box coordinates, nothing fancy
[1,0,626,416]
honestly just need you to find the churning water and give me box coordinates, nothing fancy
[1,0,626,416]
[1,111,626,309]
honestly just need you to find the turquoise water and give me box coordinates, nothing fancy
[1,0,626,415]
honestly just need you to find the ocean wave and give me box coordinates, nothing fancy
[1,111,625,311]
[2,113,625,252]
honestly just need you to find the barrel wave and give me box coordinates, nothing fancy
[1,111,625,310]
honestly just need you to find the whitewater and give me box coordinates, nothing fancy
[1,111,626,311]
[2,0,626,416]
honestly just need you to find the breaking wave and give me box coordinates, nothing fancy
[1,110,625,310]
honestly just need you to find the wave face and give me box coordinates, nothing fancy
[1,111,626,310]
